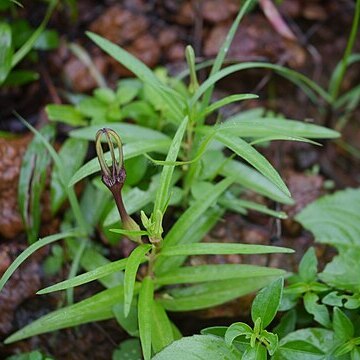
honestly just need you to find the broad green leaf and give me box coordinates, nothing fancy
[153,116,188,215]
[124,244,152,316]
[155,264,285,285]
[319,249,360,292]
[333,307,354,341]
[46,104,86,126]
[70,122,169,142]
[0,22,13,84]
[298,248,318,283]
[4,284,140,344]
[18,124,55,243]
[242,342,267,360]
[251,278,284,328]
[37,257,130,294]
[207,117,339,139]
[216,133,290,197]
[160,243,294,257]
[158,276,282,312]
[201,327,228,337]
[0,230,82,292]
[351,347,360,360]
[153,335,241,360]
[152,301,175,354]
[138,277,154,360]
[296,188,360,251]
[192,62,331,106]
[113,339,142,360]
[273,341,324,360]
[51,138,88,213]
[220,160,294,205]
[113,301,139,337]
[225,322,253,346]
[155,177,234,275]
[304,292,331,328]
[202,94,258,116]
[69,138,171,186]
[155,207,223,275]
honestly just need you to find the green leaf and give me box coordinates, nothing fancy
[0,230,82,293]
[11,0,56,67]
[207,117,339,139]
[333,307,354,341]
[273,310,296,339]
[153,335,241,360]
[37,257,130,294]
[242,342,267,360]
[220,160,294,205]
[155,207,223,274]
[155,264,285,285]
[155,177,234,275]
[202,94,258,116]
[158,276,282,312]
[46,104,86,126]
[110,229,148,237]
[298,247,318,283]
[3,69,39,86]
[151,301,175,354]
[216,133,290,197]
[113,301,139,337]
[4,284,139,343]
[351,347,360,360]
[273,341,324,360]
[153,116,189,215]
[296,188,360,251]
[225,322,253,346]
[201,0,257,109]
[303,292,331,328]
[0,22,13,84]
[69,138,171,186]
[34,29,59,50]
[159,243,294,257]
[51,138,88,213]
[138,276,154,360]
[124,244,152,316]
[251,277,284,328]
[113,339,142,360]
[18,124,55,243]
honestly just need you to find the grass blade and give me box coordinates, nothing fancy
[159,243,294,257]
[124,244,152,316]
[0,230,82,292]
[138,276,154,360]
[0,22,13,84]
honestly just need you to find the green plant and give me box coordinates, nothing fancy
[0,0,58,86]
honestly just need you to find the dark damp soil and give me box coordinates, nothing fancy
[1,0,359,358]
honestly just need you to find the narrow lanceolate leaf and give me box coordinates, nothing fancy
[37,257,132,294]
[70,123,169,142]
[158,276,281,312]
[220,160,294,205]
[160,243,294,257]
[155,264,285,285]
[0,230,82,292]
[251,278,284,328]
[5,284,140,344]
[208,117,340,139]
[154,178,234,275]
[0,22,13,84]
[153,335,242,360]
[202,94,258,116]
[124,244,152,316]
[152,301,175,354]
[69,138,171,186]
[153,116,188,214]
[216,132,290,197]
[333,307,354,341]
[138,277,154,360]
[298,247,318,283]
